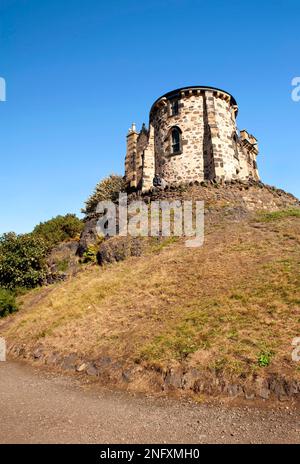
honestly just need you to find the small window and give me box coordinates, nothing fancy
[170,99,179,116]
[171,127,181,154]
[233,132,239,160]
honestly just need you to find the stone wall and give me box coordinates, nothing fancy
[124,124,138,189]
[133,180,300,216]
[124,86,260,192]
[141,123,155,191]
[152,91,205,184]
[136,125,148,189]
[237,130,259,179]
[212,92,240,180]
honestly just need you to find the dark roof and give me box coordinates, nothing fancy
[150,86,238,114]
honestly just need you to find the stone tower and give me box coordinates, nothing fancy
[125,86,259,192]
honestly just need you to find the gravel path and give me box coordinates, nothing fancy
[0,361,299,444]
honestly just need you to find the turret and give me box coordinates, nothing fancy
[125,123,138,189]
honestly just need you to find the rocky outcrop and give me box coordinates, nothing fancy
[7,344,300,402]
[46,240,80,283]
[77,180,300,256]
[76,214,100,257]
[97,236,146,265]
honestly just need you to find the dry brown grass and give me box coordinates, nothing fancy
[1,210,300,380]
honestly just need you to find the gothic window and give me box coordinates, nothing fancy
[170,99,179,116]
[171,127,181,154]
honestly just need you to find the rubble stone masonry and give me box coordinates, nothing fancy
[125,86,260,192]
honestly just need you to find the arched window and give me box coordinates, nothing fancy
[171,127,181,154]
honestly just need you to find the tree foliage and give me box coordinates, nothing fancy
[0,287,18,317]
[0,214,83,292]
[33,214,83,248]
[0,233,48,289]
[82,174,126,215]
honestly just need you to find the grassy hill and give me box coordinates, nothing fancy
[1,183,300,399]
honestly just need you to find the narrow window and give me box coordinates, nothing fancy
[170,99,179,116]
[233,133,239,160]
[171,127,181,154]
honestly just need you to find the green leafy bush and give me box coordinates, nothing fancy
[0,232,48,289]
[33,214,83,248]
[258,351,273,367]
[82,174,126,215]
[82,244,98,263]
[0,287,18,317]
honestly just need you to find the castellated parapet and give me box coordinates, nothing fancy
[125,86,259,192]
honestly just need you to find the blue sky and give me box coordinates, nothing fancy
[0,0,299,234]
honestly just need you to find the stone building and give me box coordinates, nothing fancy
[125,86,259,192]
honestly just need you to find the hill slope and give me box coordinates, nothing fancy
[1,183,300,400]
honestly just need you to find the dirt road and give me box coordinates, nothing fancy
[0,361,299,444]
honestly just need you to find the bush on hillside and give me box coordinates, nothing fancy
[82,174,126,215]
[33,214,83,248]
[0,232,48,290]
[0,287,18,317]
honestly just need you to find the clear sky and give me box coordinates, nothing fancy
[0,0,299,234]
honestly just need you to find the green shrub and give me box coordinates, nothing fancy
[82,174,126,215]
[82,244,98,263]
[0,232,48,289]
[0,287,18,317]
[258,351,273,367]
[33,214,83,248]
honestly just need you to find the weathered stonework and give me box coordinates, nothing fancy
[125,86,259,192]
